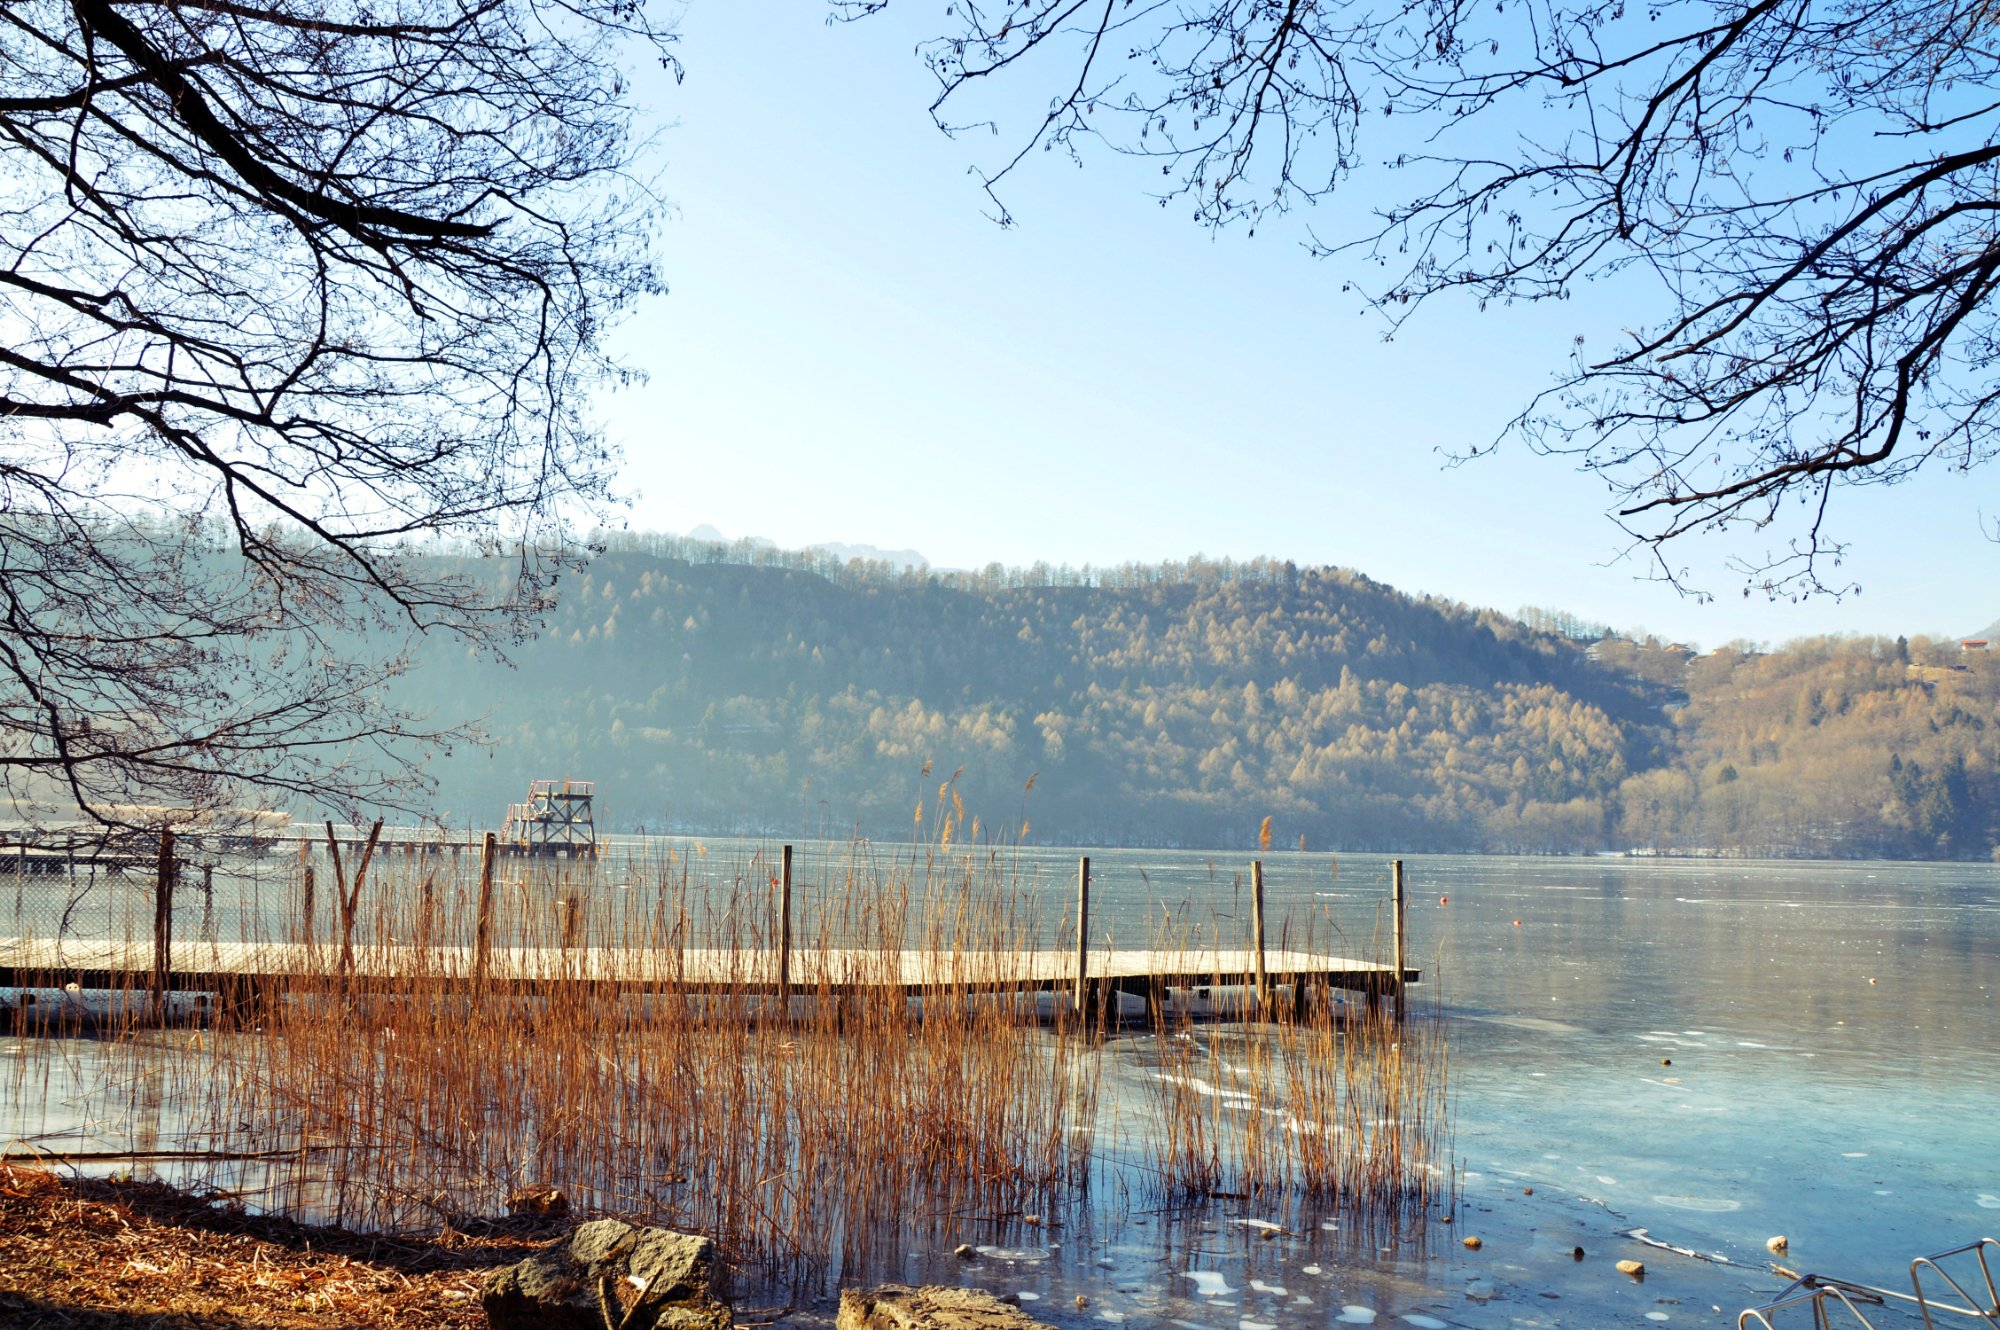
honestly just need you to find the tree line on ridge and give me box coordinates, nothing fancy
[395,535,2000,860]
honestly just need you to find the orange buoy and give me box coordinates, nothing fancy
[1439,895,1448,905]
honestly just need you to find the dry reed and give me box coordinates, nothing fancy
[2,824,1454,1290]
[181,831,1100,1286]
[1138,902,1455,1217]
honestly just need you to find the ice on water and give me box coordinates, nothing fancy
[975,1246,1048,1262]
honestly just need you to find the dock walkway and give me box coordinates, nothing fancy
[0,937,1417,1014]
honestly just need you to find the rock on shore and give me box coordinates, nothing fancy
[483,1219,732,1330]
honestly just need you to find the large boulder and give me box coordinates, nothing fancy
[837,1285,1057,1330]
[483,1219,732,1330]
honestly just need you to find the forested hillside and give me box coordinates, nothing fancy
[1621,637,2000,859]
[396,535,2000,859]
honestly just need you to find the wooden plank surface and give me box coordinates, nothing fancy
[0,936,1416,993]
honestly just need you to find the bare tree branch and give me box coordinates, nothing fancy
[863,0,2000,594]
[0,1,675,829]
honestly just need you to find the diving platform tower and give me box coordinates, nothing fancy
[500,779,599,858]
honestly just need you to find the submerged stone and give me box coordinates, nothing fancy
[838,1284,1058,1330]
[507,1185,570,1221]
[483,1219,731,1330]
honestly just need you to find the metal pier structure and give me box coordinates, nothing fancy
[1740,1237,1998,1330]
[499,779,598,859]
[0,777,602,869]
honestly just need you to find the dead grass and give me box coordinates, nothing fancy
[20,814,1103,1287]
[3,814,1454,1292]
[1141,907,1454,1213]
[0,1163,537,1328]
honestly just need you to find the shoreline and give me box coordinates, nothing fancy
[0,1163,546,1328]
[0,1159,1787,1330]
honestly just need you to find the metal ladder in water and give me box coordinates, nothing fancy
[1739,1238,1999,1330]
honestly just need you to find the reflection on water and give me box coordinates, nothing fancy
[5,847,1997,1325]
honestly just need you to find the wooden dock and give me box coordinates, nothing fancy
[0,936,1417,1017]
[2,849,1425,1025]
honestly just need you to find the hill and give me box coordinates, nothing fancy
[390,535,2000,858]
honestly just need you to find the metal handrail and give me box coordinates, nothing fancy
[1739,1284,1881,1330]
[1912,1238,2000,1330]
[1740,1239,1998,1330]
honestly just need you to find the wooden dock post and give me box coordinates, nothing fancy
[298,839,315,950]
[417,870,436,955]
[1251,859,1269,1017]
[1074,856,1090,1019]
[1392,858,1407,1022]
[150,828,175,1016]
[337,820,384,984]
[473,832,497,987]
[777,844,793,1012]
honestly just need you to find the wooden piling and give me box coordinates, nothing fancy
[417,870,436,955]
[321,822,345,957]
[150,828,175,1016]
[1252,859,1269,1017]
[473,832,497,987]
[777,844,793,1010]
[297,840,315,949]
[1074,856,1090,1018]
[1392,858,1407,1022]
[337,820,384,984]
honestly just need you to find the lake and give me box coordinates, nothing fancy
[4,844,1996,1327]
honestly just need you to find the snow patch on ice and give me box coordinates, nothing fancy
[1186,1272,1237,1298]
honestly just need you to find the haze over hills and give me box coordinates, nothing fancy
[393,532,2000,860]
[679,525,932,574]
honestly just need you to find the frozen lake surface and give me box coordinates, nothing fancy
[5,847,1996,1327]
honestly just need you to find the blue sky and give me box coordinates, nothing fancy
[597,3,1996,650]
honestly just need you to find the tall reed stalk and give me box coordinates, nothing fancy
[1140,903,1454,1217]
[3,822,1454,1288]
[31,827,1094,1286]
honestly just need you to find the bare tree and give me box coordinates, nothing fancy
[854,0,2000,593]
[0,2,675,828]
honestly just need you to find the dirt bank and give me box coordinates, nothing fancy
[0,1165,547,1328]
